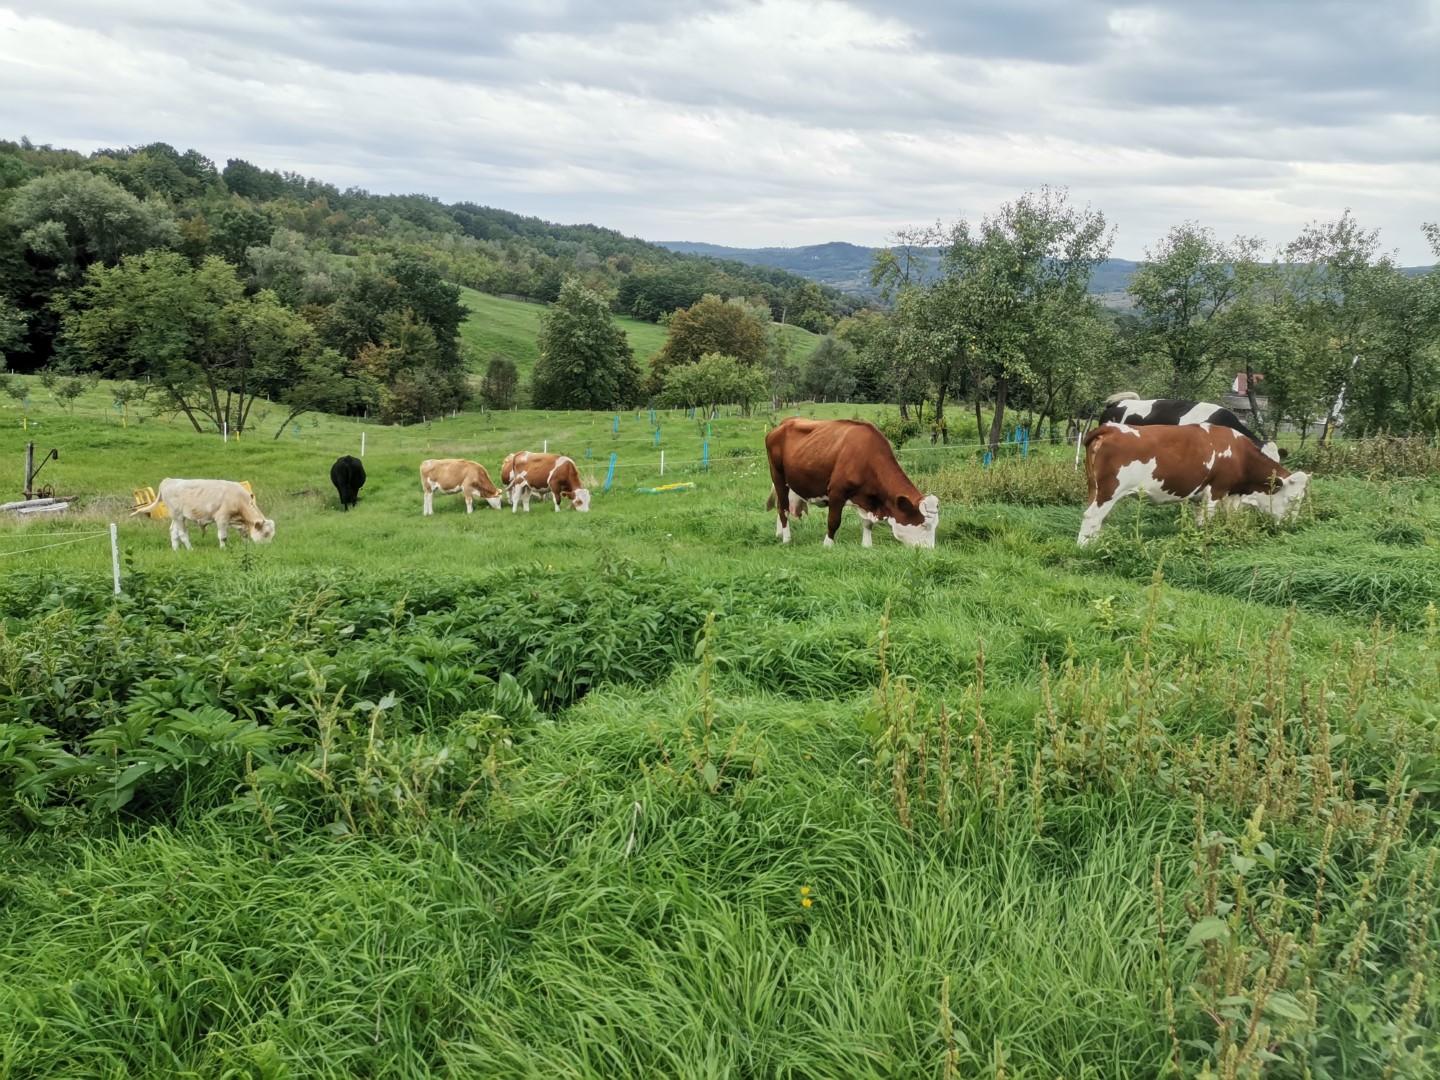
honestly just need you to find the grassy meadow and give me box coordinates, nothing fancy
[1,375,1438,1079]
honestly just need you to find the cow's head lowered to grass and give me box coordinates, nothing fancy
[885,493,940,548]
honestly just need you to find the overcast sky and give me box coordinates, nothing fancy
[2,1,1436,262]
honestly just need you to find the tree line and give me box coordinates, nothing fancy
[0,138,856,434]
[2,138,1435,446]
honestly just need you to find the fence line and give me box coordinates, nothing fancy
[0,531,109,557]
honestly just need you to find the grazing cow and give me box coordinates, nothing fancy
[420,458,503,515]
[499,452,591,512]
[765,417,939,548]
[330,455,366,511]
[1100,392,1283,461]
[1077,422,1309,546]
[132,478,276,550]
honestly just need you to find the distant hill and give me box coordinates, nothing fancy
[660,241,1144,299]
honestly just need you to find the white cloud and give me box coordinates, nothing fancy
[1,0,1435,261]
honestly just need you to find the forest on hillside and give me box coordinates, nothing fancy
[1,138,1437,448]
[0,138,855,430]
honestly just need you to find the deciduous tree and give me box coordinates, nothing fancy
[532,278,639,410]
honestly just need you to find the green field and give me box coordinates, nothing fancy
[455,287,821,386]
[1,377,1437,1078]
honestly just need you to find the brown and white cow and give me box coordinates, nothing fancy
[500,451,591,513]
[420,459,504,515]
[765,417,939,548]
[132,478,276,550]
[1077,422,1309,546]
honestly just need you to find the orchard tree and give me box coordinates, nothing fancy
[938,188,1112,451]
[532,278,639,409]
[659,352,769,417]
[1282,211,1385,442]
[59,251,348,434]
[1126,224,1267,397]
[653,293,771,380]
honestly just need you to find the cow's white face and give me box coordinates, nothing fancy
[1240,471,1309,519]
[486,496,503,510]
[571,487,591,512]
[251,518,276,543]
[888,494,939,548]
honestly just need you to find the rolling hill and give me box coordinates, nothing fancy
[659,241,1144,299]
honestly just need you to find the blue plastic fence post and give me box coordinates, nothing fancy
[653,428,660,445]
[983,450,992,468]
[650,408,655,426]
[702,440,708,470]
[613,415,619,433]
[585,446,592,459]
[1022,429,1029,457]
[604,452,617,492]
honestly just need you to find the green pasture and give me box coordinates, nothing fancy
[1,377,1437,1079]
[455,286,822,384]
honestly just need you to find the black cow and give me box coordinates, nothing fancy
[330,455,366,511]
[1098,392,1283,461]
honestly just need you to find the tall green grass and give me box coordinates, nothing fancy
[1,391,1437,1078]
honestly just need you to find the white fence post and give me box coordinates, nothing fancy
[660,450,665,476]
[110,523,120,595]
[361,431,366,458]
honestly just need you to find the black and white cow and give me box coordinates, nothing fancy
[1099,392,1283,462]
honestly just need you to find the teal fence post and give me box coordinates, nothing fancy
[604,452,617,492]
[613,415,619,433]
[653,428,660,445]
[702,440,708,470]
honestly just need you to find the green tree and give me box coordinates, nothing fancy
[939,187,1113,452]
[0,293,27,358]
[1282,211,1385,442]
[4,170,180,282]
[532,278,639,410]
[653,294,771,381]
[1126,224,1267,397]
[799,336,857,402]
[479,355,519,410]
[59,251,333,434]
[659,352,769,417]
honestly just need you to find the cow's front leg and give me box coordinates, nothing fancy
[1194,488,1218,525]
[216,517,230,548]
[553,487,561,511]
[861,515,874,548]
[824,500,846,548]
[169,518,185,551]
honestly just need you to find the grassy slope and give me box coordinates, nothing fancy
[1,378,1437,1078]
[456,286,822,384]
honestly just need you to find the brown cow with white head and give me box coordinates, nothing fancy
[765,417,939,548]
[420,459,504,515]
[1078,422,1309,545]
[500,451,591,512]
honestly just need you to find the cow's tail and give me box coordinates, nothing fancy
[1104,390,1140,406]
[131,493,162,516]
